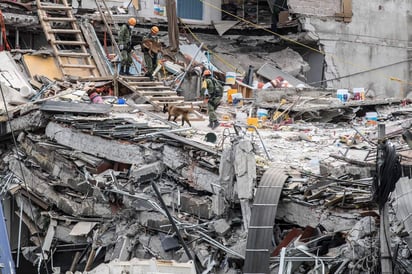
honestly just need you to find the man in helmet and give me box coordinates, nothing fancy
[142,26,160,80]
[118,17,136,75]
[201,69,223,129]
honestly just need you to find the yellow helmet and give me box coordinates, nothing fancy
[151,26,159,34]
[128,17,137,26]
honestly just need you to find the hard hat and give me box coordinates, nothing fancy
[151,26,159,34]
[128,17,137,26]
[203,69,211,76]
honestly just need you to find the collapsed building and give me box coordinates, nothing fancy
[1,0,412,274]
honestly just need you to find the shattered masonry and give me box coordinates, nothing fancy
[1,0,412,274]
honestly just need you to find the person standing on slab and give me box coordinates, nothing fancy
[142,26,160,80]
[118,17,136,75]
[202,69,223,129]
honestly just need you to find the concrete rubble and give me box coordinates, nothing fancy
[1,57,412,273]
[0,1,412,274]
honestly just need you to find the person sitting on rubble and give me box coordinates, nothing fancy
[118,17,136,75]
[201,69,223,129]
[142,26,160,80]
[262,76,292,89]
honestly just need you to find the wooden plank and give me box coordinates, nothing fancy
[138,91,177,96]
[126,81,163,86]
[120,76,151,82]
[134,86,170,90]
[79,21,111,77]
[56,52,90,57]
[148,96,185,101]
[39,5,72,10]
[61,64,96,69]
[343,0,353,17]
[152,100,184,105]
[53,41,86,46]
[48,29,82,34]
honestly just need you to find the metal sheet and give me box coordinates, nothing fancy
[243,167,289,274]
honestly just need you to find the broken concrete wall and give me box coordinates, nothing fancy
[289,0,341,16]
[293,0,412,97]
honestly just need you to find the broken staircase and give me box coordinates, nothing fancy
[37,0,100,78]
[119,76,204,120]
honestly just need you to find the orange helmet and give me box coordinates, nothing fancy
[128,17,137,26]
[203,69,211,76]
[151,26,159,34]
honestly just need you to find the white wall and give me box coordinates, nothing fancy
[291,0,412,97]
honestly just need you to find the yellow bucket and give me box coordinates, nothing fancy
[227,89,237,103]
[247,117,258,130]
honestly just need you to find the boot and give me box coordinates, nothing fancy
[119,66,126,75]
[211,120,219,129]
[207,121,213,128]
[125,66,131,75]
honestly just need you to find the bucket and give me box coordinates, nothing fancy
[365,112,378,126]
[225,72,236,85]
[159,6,165,16]
[353,88,365,101]
[336,89,349,102]
[227,89,237,103]
[257,108,268,118]
[231,93,243,106]
[205,132,217,143]
[247,117,258,130]
[154,5,160,15]
[20,86,36,98]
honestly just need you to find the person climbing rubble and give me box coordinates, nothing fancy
[142,26,160,80]
[118,17,136,75]
[201,69,223,129]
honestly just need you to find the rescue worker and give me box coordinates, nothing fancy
[142,26,160,80]
[201,70,222,129]
[118,17,136,75]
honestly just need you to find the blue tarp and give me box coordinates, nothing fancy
[0,201,15,274]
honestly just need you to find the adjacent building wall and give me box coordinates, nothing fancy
[290,0,412,98]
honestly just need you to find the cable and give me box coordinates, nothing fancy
[308,58,412,86]
[199,0,412,87]
[373,141,401,209]
[316,30,412,44]
[179,19,241,73]
[0,84,50,274]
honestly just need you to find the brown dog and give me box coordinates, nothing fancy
[163,103,193,126]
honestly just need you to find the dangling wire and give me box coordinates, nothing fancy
[372,140,402,209]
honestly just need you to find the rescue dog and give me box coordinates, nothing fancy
[163,103,193,127]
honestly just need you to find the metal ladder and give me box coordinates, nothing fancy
[36,0,100,77]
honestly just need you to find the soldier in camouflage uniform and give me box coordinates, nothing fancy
[118,17,136,75]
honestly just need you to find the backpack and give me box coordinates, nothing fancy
[212,78,223,97]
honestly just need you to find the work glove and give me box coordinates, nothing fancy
[119,44,124,50]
